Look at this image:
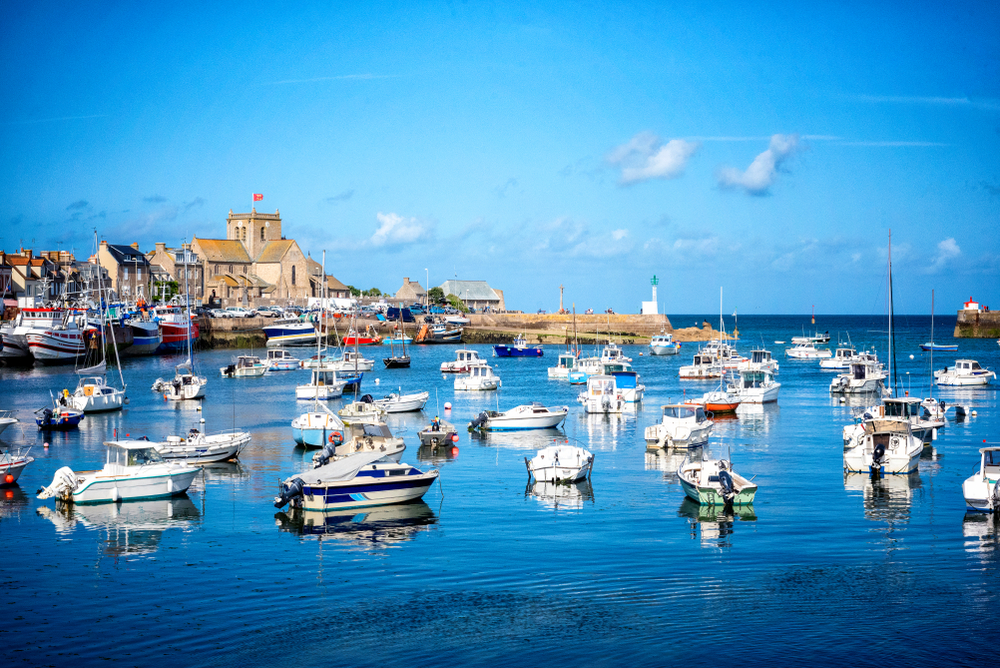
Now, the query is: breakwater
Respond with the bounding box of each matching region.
[197,313,726,349]
[954,309,1000,338]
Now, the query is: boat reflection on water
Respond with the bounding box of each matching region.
[829,393,883,410]
[574,410,635,450]
[417,443,459,465]
[274,501,438,549]
[734,403,779,437]
[0,485,29,520]
[645,446,704,484]
[525,479,594,510]
[962,513,1000,565]
[467,427,566,451]
[200,461,252,483]
[677,498,756,549]
[36,496,201,557]
[843,471,921,524]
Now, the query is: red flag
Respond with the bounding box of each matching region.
[253,193,263,202]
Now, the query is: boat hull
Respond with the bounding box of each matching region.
[493,345,543,357]
[123,322,162,356]
[300,471,439,511]
[484,414,567,431]
[154,431,250,464]
[71,468,200,504]
[921,343,958,352]
[26,331,85,364]
[679,477,757,506]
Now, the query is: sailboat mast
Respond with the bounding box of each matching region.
[184,239,192,367]
[888,230,897,397]
[929,289,934,399]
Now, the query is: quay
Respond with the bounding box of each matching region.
[954,309,1000,338]
[195,313,726,349]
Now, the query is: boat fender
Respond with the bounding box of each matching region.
[274,477,305,508]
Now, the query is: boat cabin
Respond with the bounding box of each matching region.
[586,375,618,397]
[454,349,482,364]
[737,369,772,388]
[556,353,576,370]
[601,343,627,363]
[236,355,262,369]
[468,365,496,379]
[750,349,773,365]
[309,369,338,386]
[661,404,708,423]
[954,360,985,373]
[103,441,165,467]
[977,447,1000,478]
[834,347,856,360]
[267,348,297,362]
[850,362,878,380]
[883,397,922,419]
[75,376,116,397]
[346,421,394,442]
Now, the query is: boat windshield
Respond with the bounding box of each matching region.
[883,401,916,418]
[362,423,392,439]
[663,405,697,419]
[125,447,163,466]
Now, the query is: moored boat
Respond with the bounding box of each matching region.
[962,446,1000,513]
[649,331,681,356]
[493,334,543,358]
[578,374,626,414]
[678,457,757,506]
[441,348,487,373]
[935,359,995,387]
[468,403,569,431]
[1,446,33,486]
[220,355,267,378]
[454,364,501,391]
[373,390,429,413]
[525,445,594,483]
[151,428,251,464]
[644,404,713,449]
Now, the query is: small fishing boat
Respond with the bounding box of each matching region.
[383,320,411,368]
[820,346,858,371]
[263,318,317,347]
[37,441,200,504]
[291,406,347,449]
[737,348,779,375]
[150,428,252,464]
[649,331,681,356]
[962,446,1000,513]
[678,351,724,380]
[684,386,740,413]
[154,362,208,401]
[678,457,757,506]
[605,367,645,403]
[547,351,579,379]
[468,403,569,431]
[34,400,85,430]
[265,348,301,371]
[791,330,830,345]
[418,417,458,446]
[440,348,487,373]
[579,375,626,414]
[644,404,714,449]
[843,418,923,477]
[295,368,346,400]
[273,448,437,511]
[337,395,388,425]
[525,445,594,483]
[373,390,429,414]
[829,357,887,396]
[493,334,543,358]
[935,359,995,387]
[1,447,33,486]
[454,364,501,391]
[220,355,267,378]
[328,349,376,372]
[342,327,381,346]
[728,366,781,404]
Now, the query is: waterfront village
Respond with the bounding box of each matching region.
[0,206,728,348]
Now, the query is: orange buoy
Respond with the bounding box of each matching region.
[451,434,459,443]
[4,474,14,484]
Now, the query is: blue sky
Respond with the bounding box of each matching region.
[2,1,998,315]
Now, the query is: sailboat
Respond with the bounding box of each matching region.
[920,289,958,352]
[383,307,411,368]
[843,230,923,478]
[67,232,128,414]
[291,251,346,447]
[156,240,207,400]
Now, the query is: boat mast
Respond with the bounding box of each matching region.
[888,230,897,398]
[315,251,325,407]
[184,238,193,369]
[929,289,934,399]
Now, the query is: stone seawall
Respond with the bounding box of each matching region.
[954,310,1000,338]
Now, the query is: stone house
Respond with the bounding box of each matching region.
[97,241,152,300]
[439,279,505,311]
[394,277,426,305]
[147,243,206,302]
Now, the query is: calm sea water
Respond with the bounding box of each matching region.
[2,315,997,667]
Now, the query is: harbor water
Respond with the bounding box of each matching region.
[2,315,997,666]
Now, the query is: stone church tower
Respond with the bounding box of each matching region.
[226,208,282,260]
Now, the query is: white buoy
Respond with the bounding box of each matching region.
[200,418,205,423]
[375,378,380,385]
[444,402,452,410]
[909,354,914,360]
[197,405,202,411]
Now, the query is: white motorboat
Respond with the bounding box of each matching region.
[337,395,388,424]
[820,346,858,371]
[151,428,251,464]
[737,348,779,375]
[600,341,632,365]
[649,332,681,355]
[441,348,487,373]
[468,403,569,431]
[644,404,714,449]
[786,342,832,359]
[1,446,33,485]
[843,418,923,476]
[220,355,268,378]
[578,374,626,414]
[295,367,346,400]
[68,376,126,413]
[678,457,757,506]
[607,369,645,403]
[525,445,594,483]
[328,349,375,372]
[829,357,887,396]
[154,362,207,401]
[454,364,501,391]
[791,330,830,345]
[265,347,301,371]
[678,351,724,380]
[0,411,18,436]
[373,390,429,413]
[547,351,579,379]
[882,397,942,446]
[962,446,1000,513]
[728,366,781,404]
[574,356,605,377]
[37,441,200,504]
[935,359,995,386]
[273,448,438,512]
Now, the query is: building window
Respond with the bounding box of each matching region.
[123,266,129,280]
[291,265,296,286]
[229,264,233,274]
[260,227,266,242]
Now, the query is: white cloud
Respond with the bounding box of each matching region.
[607,132,699,185]
[930,237,961,272]
[370,212,430,247]
[612,229,628,241]
[717,134,800,195]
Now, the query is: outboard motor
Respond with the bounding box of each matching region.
[274,477,306,509]
[601,395,612,413]
[469,411,489,431]
[990,481,1000,515]
[224,364,236,377]
[312,443,337,468]
[718,468,736,506]
[360,394,375,404]
[871,442,887,480]
[40,407,53,428]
